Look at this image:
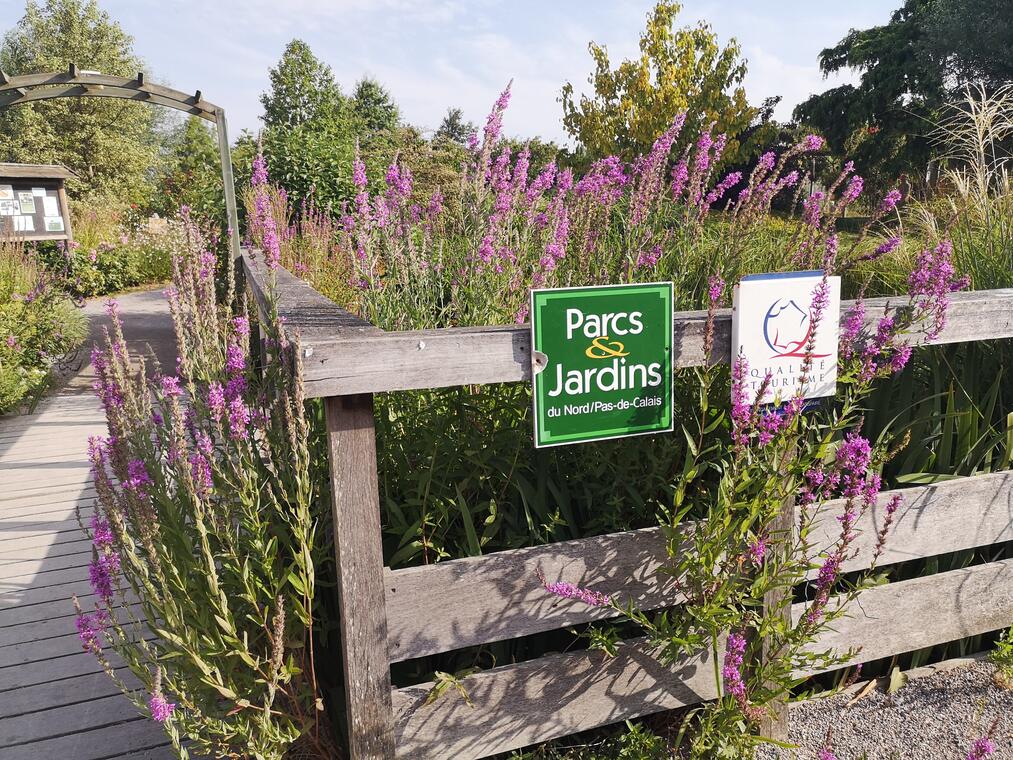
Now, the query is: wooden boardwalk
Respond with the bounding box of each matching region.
[0,392,172,758]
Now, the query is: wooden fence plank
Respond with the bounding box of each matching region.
[797,556,1013,672]
[385,472,1013,661]
[386,526,677,663]
[394,554,1013,759]
[324,394,396,758]
[299,290,1013,397]
[392,638,718,760]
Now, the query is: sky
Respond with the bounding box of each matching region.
[0,1,894,144]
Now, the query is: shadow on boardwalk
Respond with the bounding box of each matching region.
[0,287,177,759]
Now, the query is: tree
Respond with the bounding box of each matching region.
[260,39,342,130]
[152,116,223,223]
[793,0,945,190]
[560,1,755,162]
[0,0,163,202]
[434,107,475,145]
[351,77,399,135]
[923,0,1013,88]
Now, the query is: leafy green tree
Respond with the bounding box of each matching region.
[793,0,945,190]
[0,0,163,202]
[434,107,475,145]
[923,0,1013,88]
[351,77,399,135]
[560,0,755,162]
[152,116,224,223]
[260,39,343,130]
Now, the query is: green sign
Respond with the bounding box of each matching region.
[530,282,674,448]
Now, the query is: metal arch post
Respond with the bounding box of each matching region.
[215,107,241,260]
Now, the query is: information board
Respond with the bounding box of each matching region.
[530,282,674,448]
[0,181,70,241]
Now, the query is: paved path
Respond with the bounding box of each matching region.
[0,288,176,759]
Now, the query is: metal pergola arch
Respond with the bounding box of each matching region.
[0,63,241,258]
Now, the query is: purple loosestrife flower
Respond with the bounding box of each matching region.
[840,299,865,360]
[104,299,120,318]
[880,189,902,213]
[818,746,839,760]
[967,737,996,760]
[730,355,752,449]
[872,236,902,259]
[842,175,864,205]
[150,693,176,722]
[542,578,611,607]
[803,134,825,152]
[207,381,225,421]
[722,632,747,700]
[89,553,119,604]
[228,396,251,440]
[747,537,767,565]
[670,158,689,200]
[251,151,269,187]
[232,315,250,338]
[385,163,413,200]
[225,343,245,375]
[874,493,904,560]
[190,452,213,497]
[76,611,104,654]
[803,192,824,226]
[805,551,842,626]
[635,244,662,270]
[835,433,873,499]
[708,275,725,306]
[90,515,114,547]
[353,154,367,190]
[758,151,777,172]
[124,459,152,496]
[700,171,743,216]
[161,375,183,398]
[907,239,969,339]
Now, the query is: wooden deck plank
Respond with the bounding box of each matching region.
[0,716,170,760]
[0,667,138,717]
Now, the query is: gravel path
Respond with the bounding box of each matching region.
[757,659,1012,759]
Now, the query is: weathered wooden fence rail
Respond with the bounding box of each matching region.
[240,250,1013,759]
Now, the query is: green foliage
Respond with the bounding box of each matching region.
[793,0,946,191]
[260,39,343,130]
[0,0,163,202]
[82,217,332,759]
[435,107,475,145]
[0,238,85,412]
[350,76,400,135]
[561,0,756,163]
[510,721,669,759]
[152,117,225,226]
[41,200,177,297]
[991,627,1013,687]
[923,0,1013,88]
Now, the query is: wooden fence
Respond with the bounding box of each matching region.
[240,250,1013,760]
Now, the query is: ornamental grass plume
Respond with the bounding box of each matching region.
[77,215,332,759]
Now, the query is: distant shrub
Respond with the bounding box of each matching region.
[0,237,86,413]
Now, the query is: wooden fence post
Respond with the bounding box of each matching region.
[325,393,396,759]
[757,494,794,741]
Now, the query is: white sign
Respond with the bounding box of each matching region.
[14,216,34,232]
[731,271,841,405]
[42,195,59,217]
[44,216,65,232]
[32,187,46,197]
[0,185,13,201]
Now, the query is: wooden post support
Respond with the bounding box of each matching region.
[757,494,794,741]
[324,394,396,759]
[214,107,242,262]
